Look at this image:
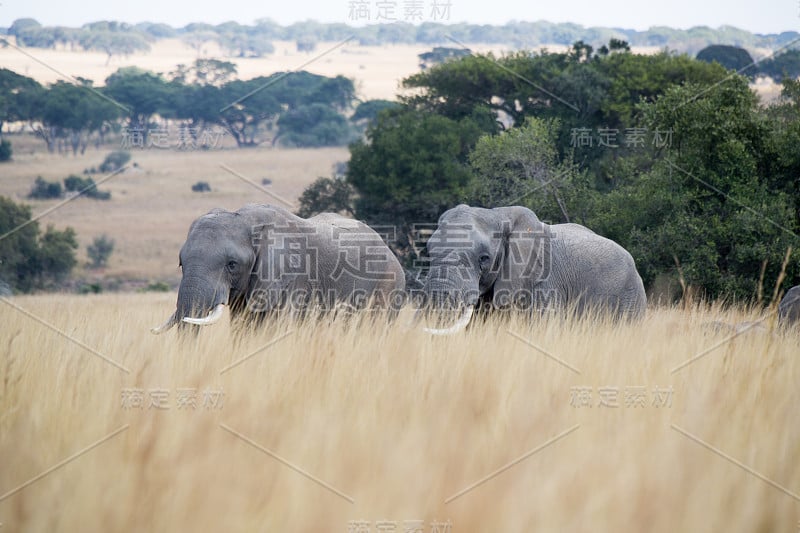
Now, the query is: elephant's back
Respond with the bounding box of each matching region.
[550,223,646,317]
[310,213,405,293]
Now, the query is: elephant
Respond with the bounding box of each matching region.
[152,204,406,334]
[418,204,647,334]
[778,285,800,328]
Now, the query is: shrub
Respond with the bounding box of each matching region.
[99,150,131,173]
[140,281,171,292]
[0,197,79,292]
[78,283,103,294]
[87,235,115,268]
[63,175,111,200]
[28,177,62,199]
[0,139,12,162]
[191,181,211,192]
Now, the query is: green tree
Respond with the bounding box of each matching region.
[757,50,800,82]
[216,72,355,146]
[592,76,798,301]
[418,47,472,69]
[104,67,172,139]
[170,58,237,86]
[469,117,585,222]
[32,80,120,154]
[0,68,42,135]
[181,31,218,56]
[696,44,755,75]
[275,103,356,147]
[347,108,488,255]
[8,18,41,37]
[0,196,78,292]
[80,31,150,65]
[351,99,400,126]
[296,176,355,218]
[217,78,281,146]
[217,30,274,58]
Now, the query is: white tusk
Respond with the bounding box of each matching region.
[423,306,474,336]
[182,304,226,326]
[151,312,178,335]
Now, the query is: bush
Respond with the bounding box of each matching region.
[0,196,79,292]
[63,175,111,200]
[139,281,171,292]
[79,283,103,294]
[28,177,62,199]
[99,150,131,173]
[296,39,317,52]
[0,139,12,162]
[191,181,211,192]
[87,235,114,268]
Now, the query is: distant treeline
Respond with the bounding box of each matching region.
[2,17,798,58]
[0,61,396,153]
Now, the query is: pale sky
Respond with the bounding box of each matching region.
[0,0,794,34]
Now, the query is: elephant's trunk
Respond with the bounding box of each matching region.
[151,271,229,334]
[151,311,178,335]
[417,267,479,335]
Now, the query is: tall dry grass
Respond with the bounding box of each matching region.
[0,293,798,532]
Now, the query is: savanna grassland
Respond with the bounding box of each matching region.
[0,32,797,533]
[0,295,798,532]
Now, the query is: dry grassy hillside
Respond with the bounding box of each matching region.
[0,295,797,532]
[0,137,348,282]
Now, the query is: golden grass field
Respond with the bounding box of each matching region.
[0,33,795,533]
[0,295,797,532]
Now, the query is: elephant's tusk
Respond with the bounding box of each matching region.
[423,306,474,336]
[151,311,178,334]
[182,304,226,326]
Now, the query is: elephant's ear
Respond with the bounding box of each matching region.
[490,207,551,308]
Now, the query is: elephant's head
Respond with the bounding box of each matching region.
[152,207,262,334]
[419,204,550,334]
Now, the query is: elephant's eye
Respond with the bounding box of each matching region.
[479,253,491,267]
[226,260,238,271]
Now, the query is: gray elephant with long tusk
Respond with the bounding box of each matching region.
[778,285,800,328]
[152,204,405,334]
[418,204,647,334]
